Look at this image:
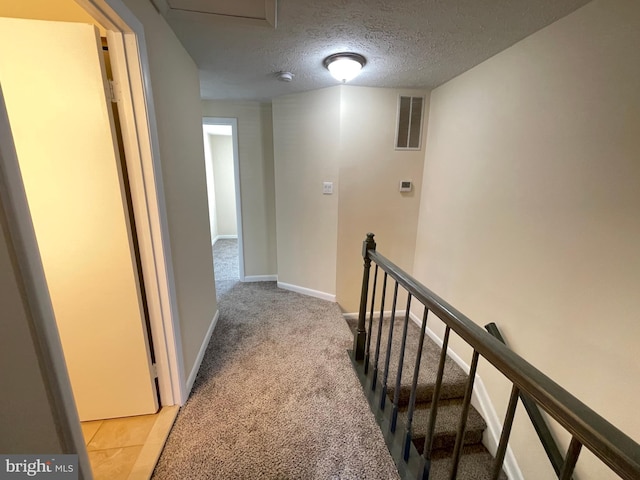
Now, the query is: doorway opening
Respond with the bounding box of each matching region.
[0,0,184,477]
[202,117,244,300]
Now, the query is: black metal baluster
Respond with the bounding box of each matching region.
[380,280,399,411]
[422,326,451,478]
[354,233,376,361]
[390,293,412,433]
[404,306,429,461]
[485,322,565,476]
[450,350,480,480]
[492,384,520,480]
[364,265,379,375]
[371,272,388,392]
[559,437,582,480]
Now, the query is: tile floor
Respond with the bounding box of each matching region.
[81,405,179,480]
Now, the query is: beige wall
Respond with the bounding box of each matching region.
[272,87,341,295]
[414,0,640,478]
[202,101,277,278]
[123,0,217,380]
[0,202,64,453]
[209,134,237,236]
[337,86,429,312]
[0,0,106,34]
[272,85,428,307]
[203,131,219,241]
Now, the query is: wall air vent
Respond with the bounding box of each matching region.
[395,95,424,150]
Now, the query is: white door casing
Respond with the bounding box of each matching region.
[203,117,245,281]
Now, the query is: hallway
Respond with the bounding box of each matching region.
[151,282,399,479]
[213,238,239,300]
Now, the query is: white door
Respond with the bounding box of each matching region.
[0,17,158,420]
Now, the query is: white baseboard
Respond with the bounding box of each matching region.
[408,312,523,480]
[243,275,277,282]
[212,234,237,245]
[277,282,336,302]
[185,310,220,397]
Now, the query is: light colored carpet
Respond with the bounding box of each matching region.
[213,238,239,299]
[152,282,400,479]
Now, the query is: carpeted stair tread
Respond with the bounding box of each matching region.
[428,444,508,480]
[346,316,468,405]
[345,315,507,479]
[398,399,486,452]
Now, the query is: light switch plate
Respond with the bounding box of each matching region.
[323,181,333,194]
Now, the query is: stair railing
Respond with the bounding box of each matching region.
[352,233,640,480]
[485,322,567,478]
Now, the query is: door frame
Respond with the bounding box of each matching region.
[80,0,187,405]
[203,117,245,281]
[0,0,186,475]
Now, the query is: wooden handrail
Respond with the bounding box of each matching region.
[365,247,640,480]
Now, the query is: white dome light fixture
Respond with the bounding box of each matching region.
[323,52,366,83]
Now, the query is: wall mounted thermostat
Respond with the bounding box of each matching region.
[399,180,412,192]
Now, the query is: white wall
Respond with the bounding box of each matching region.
[123,0,217,380]
[272,87,341,297]
[201,101,277,278]
[414,0,640,478]
[209,134,237,236]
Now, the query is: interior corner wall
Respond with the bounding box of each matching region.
[271,85,428,308]
[272,87,341,295]
[413,0,640,478]
[336,86,429,312]
[201,100,277,277]
[122,0,217,381]
[209,134,237,236]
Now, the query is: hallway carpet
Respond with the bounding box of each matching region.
[213,238,239,300]
[151,282,400,479]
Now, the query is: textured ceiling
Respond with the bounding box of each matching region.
[159,0,592,101]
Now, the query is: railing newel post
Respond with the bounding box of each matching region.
[364,265,379,374]
[354,232,376,361]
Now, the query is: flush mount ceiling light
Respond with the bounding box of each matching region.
[323,52,366,83]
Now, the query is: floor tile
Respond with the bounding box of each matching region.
[88,446,142,480]
[87,414,156,451]
[80,421,103,445]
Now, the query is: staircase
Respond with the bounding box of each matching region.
[347,316,506,480]
[348,233,640,480]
